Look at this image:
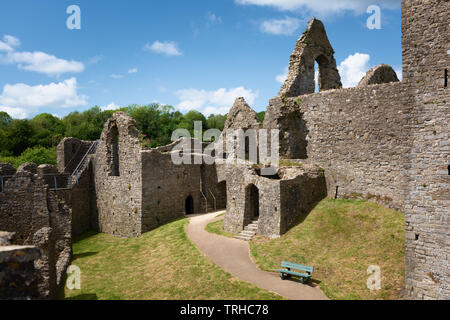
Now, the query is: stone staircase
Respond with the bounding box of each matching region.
[234,219,259,241]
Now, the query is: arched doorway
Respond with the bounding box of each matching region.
[244,184,259,226]
[185,196,194,215]
[216,181,227,210]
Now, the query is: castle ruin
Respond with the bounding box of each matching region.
[0,0,448,300]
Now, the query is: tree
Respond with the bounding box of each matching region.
[0,111,12,128]
[5,120,34,156]
[179,110,207,136]
[207,114,227,131]
[31,113,65,148]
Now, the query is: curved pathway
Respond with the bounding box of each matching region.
[186,211,328,300]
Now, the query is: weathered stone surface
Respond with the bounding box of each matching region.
[224,97,260,130]
[0,231,16,246]
[0,163,16,176]
[37,164,58,176]
[263,0,449,300]
[17,162,37,174]
[92,111,227,237]
[220,164,327,238]
[0,245,42,300]
[279,18,342,97]
[0,170,72,299]
[358,64,399,87]
[57,137,92,174]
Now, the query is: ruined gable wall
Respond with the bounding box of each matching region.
[93,112,143,238]
[265,82,414,210]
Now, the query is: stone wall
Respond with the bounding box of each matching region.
[264,82,413,211]
[92,112,143,238]
[141,140,226,233]
[0,236,42,300]
[0,167,72,298]
[401,0,449,300]
[221,164,327,238]
[57,137,92,174]
[261,0,449,299]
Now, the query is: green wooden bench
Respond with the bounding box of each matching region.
[276,261,313,284]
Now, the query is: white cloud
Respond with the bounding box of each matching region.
[0,106,27,119]
[6,51,84,76]
[144,41,183,56]
[0,35,20,52]
[0,35,84,76]
[128,68,138,74]
[235,0,399,14]
[276,66,289,83]
[175,87,259,115]
[337,53,371,88]
[102,102,121,111]
[260,16,301,35]
[110,74,124,79]
[394,67,403,81]
[0,78,88,118]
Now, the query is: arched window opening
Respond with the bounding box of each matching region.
[107,124,120,176]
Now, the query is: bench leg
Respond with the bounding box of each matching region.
[280,273,285,280]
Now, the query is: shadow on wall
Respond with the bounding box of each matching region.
[280,173,328,235]
[279,110,309,160]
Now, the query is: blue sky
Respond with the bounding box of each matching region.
[0,0,402,119]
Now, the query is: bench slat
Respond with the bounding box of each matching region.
[281,261,313,272]
[276,269,310,278]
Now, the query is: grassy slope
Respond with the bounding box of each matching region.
[205,219,235,238]
[249,199,405,300]
[64,219,281,300]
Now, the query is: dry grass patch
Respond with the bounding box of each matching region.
[64,219,282,300]
[250,198,405,300]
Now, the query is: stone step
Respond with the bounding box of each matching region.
[241,230,256,236]
[246,225,258,231]
[234,235,252,241]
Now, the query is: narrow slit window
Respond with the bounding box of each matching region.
[445,69,448,87]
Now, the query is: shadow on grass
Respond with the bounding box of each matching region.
[280,274,322,288]
[73,251,99,259]
[65,293,98,300]
[72,231,99,243]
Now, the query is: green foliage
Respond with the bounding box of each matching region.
[207,114,227,132]
[30,113,65,148]
[0,103,231,162]
[257,111,265,123]
[0,146,56,168]
[0,111,12,128]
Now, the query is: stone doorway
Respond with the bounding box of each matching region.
[244,184,259,226]
[185,196,194,215]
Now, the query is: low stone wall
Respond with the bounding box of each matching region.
[0,244,42,300]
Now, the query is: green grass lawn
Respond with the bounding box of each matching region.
[205,219,235,238]
[63,218,282,300]
[206,198,405,300]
